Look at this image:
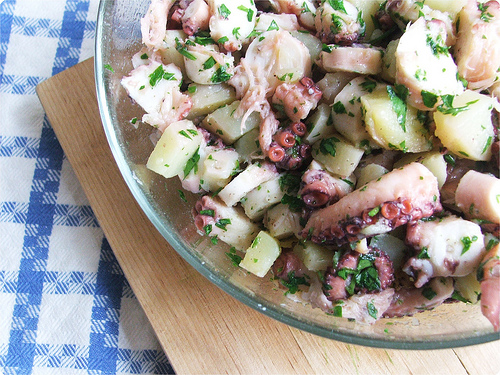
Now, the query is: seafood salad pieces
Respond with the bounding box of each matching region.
[120,0,500,330]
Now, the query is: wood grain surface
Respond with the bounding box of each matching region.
[36,58,500,375]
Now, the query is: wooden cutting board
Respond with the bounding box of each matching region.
[36,58,499,375]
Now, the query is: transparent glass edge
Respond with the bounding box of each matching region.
[93,0,499,349]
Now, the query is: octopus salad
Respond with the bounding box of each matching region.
[120,0,500,330]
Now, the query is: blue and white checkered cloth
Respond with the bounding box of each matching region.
[0,0,174,373]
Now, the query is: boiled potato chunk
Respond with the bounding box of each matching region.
[356,163,388,189]
[241,174,285,220]
[202,101,260,144]
[304,103,335,144]
[393,151,447,188]
[454,271,481,304]
[425,0,467,20]
[434,90,496,161]
[234,128,261,162]
[264,203,302,239]
[158,30,187,75]
[293,241,332,271]
[200,148,239,192]
[362,86,433,153]
[146,120,202,179]
[186,83,236,118]
[312,135,364,177]
[240,231,281,277]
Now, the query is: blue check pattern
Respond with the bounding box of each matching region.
[0,0,174,373]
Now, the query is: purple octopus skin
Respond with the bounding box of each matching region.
[272,77,322,123]
[272,251,307,281]
[301,163,442,247]
[478,244,500,332]
[268,122,311,170]
[383,277,454,318]
[322,248,395,301]
[170,0,210,36]
[299,168,350,208]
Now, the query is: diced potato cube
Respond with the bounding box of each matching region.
[146,120,203,179]
[186,83,236,118]
[312,135,364,177]
[356,163,388,189]
[290,30,323,62]
[381,39,399,84]
[241,174,285,220]
[316,72,358,105]
[264,203,302,239]
[240,231,281,277]
[234,128,261,162]
[200,148,240,192]
[218,162,278,206]
[202,101,260,144]
[304,103,335,144]
[361,86,433,153]
[158,30,188,75]
[454,272,481,304]
[434,90,496,161]
[347,0,386,39]
[293,241,332,271]
[425,0,467,20]
[393,151,447,188]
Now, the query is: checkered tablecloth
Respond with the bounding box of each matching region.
[0,0,174,373]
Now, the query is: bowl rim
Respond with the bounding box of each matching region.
[93,0,500,350]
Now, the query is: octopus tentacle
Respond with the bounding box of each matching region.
[302,163,442,246]
[322,248,395,301]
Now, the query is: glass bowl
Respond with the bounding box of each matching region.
[94,0,499,349]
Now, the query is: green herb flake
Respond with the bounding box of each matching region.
[179,130,193,140]
[203,224,212,235]
[387,85,407,132]
[328,0,347,13]
[251,236,261,248]
[280,271,310,295]
[188,85,197,93]
[219,4,231,19]
[267,19,279,31]
[367,301,378,319]
[333,101,347,114]
[215,218,231,231]
[178,189,187,202]
[368,206,380,217]
[232,27,241,39]
[360,78,377,93]
[104,64,114,72]
[333,305,343,317]
[203,56,217,70]
[211,66,232,83]
[140,53,149,60]
[199,209,215,216]
[175,38,197,60]
[422,287,437,300]
[421,90,439,108]
[237,5,254,22]
[461,235,478,255]
[225,248,242,267]
[417,247,430,259]
[183,147,200,177]
[218,36,229,44]
[319,136,340,157]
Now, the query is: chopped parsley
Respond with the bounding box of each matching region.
[422,287,437,300]
[360,78,377,93]
[175,38,197,60]
[104,64,114,72]
[199,209,215,216]
[215,218,231,231]
[319,136,340,157]
[237,5,254,22]
[183,147,200,177]
[178,189,187,202]
[203,56,217,70]
[461,235,478,255]
[367,301,378,319]
[421,90,439,108]
[417,247,430,259]
[386,85,408,132]
[140,53,149,59]
[280,271,310,295]
[225,247,242,267]
[219,4,231,19]
[333,101,347,114]
[211,65,232,83]
[267,19,280,31]
[148,65,176,87]
[328,0,347,14]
